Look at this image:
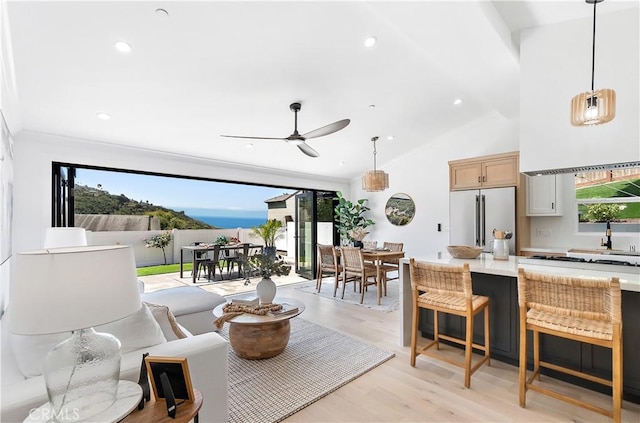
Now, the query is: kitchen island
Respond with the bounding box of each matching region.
[398,253,640,402]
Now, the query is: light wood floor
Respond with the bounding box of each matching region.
[142,275,640,422]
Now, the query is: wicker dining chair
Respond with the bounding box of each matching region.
[315,244,343,295]
[378,242,404,294]
[409,258,490,388]
[340,246,379,304]
[517,268,622,422]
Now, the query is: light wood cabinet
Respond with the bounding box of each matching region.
[526,174,562,216]
[449,152,519,191]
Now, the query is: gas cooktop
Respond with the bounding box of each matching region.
[529,255,638,267]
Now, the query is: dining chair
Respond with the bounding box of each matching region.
[409,258,490,388]
[340,246,379,304]
[517,268,622,422]
[191,242,210,280]
[378,242,404,294]
[362,240,378,250]
[202,245,224,282]
[224,243,250,278]
[316,244,342,296]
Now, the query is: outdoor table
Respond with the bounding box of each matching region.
[179,243,262,283]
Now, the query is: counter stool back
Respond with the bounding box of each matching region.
[409,258,490,388]
[517,269,622,422]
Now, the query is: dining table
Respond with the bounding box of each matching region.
[179,243,262,283]
[360,249,405,304]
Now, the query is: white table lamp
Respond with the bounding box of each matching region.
[43,227,88,248]
[10,245,141,421]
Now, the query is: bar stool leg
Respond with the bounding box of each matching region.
[612,325,623,423]
[518,308,527,408]
[533,330,540,381]
[410,294,419,367]
[464,308,473,388]
[484,305,490,366]
[434,311,440,350]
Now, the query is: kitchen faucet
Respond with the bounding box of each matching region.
[600,221,612,250]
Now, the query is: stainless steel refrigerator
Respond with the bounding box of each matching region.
[449,187,516,254]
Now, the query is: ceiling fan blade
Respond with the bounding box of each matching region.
[220,135,286,140]
[301,119,350,140]
[297,142,320,158]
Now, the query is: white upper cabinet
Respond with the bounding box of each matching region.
[526,175,562,216]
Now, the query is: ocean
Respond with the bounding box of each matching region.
[190,215,267,229]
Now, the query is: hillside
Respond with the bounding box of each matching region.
[74,184,214,229]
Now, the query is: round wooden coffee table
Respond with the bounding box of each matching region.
[213,298,304,359]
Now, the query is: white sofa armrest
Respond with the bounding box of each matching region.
[120,332,228,423]
[1,333,228,423]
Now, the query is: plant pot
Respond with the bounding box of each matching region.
[256,277,277,304]
[353,240,364,248]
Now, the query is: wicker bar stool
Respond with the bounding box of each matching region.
[409,258,490,388]
[517,269,622,422]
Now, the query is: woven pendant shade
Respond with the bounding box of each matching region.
[362,136,389,192]
[570,0,616,127]
[570,89,616,126]
[362,170,389,192]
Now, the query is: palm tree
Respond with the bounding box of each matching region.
[251,219,284,256]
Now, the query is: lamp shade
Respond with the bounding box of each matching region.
[570,89,616,126]
[362,170,390,192]
[10,245,141,335]
[43,227,88,248]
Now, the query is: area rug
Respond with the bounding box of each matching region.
[218,318,395,423]
[296,277,400,312]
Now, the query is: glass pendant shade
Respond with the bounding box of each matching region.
[571,88,616,126]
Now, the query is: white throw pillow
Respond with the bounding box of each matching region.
[95,303,167,354]
[143,301,188,341]
[11,331,72,378]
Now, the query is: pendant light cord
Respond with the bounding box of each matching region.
[591,0,597,91]
[371,136,379,171]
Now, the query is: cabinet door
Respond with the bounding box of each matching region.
[481,157,518,187]
[450,162,482,190]
[526,175,562,216]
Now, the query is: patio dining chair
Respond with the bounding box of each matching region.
[191,242,210,280]
[340,246,379,304]
[223,243,250,279]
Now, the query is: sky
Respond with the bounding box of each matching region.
[75,168,294,218]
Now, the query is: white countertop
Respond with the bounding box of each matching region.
[400,253,640,292]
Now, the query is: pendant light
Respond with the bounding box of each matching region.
[362,136,389,192]
[570,0,616,126]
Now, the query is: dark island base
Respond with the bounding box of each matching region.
[418,272,640,404]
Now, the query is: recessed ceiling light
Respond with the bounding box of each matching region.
[96,112,111,120]
[453,98,464,105]
[114,41,132,53]
[338,162,345,166]
[364,36,377,47]
[245,143,254,149]
[368,104,376,108]
[155,8,169,19]
[387,135,395,141]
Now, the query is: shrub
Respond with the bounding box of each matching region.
[585,203,622,222]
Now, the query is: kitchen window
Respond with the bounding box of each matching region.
[575,166,640,233]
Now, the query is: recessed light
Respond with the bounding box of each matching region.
[155,8,169,19]
[114,41,132,53]
[453,98,464,105]
[364,36,377,47]
[96,112,111,120]
[368,104,376,108]
[387,135,395,141]
[245,143,254,149]
[338,162,345,166]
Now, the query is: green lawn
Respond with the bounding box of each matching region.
[137,262,192,277]
[576,178,640,199]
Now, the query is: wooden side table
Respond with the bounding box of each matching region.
[121,388,202,423]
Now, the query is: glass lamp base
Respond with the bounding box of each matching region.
[43,328,121,422]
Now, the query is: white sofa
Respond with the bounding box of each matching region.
[1,286,229,423]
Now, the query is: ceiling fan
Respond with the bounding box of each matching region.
[220,102,350,158]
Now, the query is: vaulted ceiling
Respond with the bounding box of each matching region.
[5,1,637,179]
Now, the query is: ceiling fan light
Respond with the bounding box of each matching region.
[570,88,616,126]
[362,170,389,192]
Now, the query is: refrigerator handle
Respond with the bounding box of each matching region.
[475,195,480,247]
[481,194,486,247]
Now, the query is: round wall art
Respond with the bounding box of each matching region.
[385,193,415,226]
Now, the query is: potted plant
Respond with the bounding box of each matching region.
[251,219,284,257]
[242,253,291,304]
[334,192,374,246]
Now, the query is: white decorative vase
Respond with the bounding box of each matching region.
[256,277,276,304]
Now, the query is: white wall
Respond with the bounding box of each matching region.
[12,131,350,255]
[349,112,519,259]
[519,8,639,173]
[528,174,640,251]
